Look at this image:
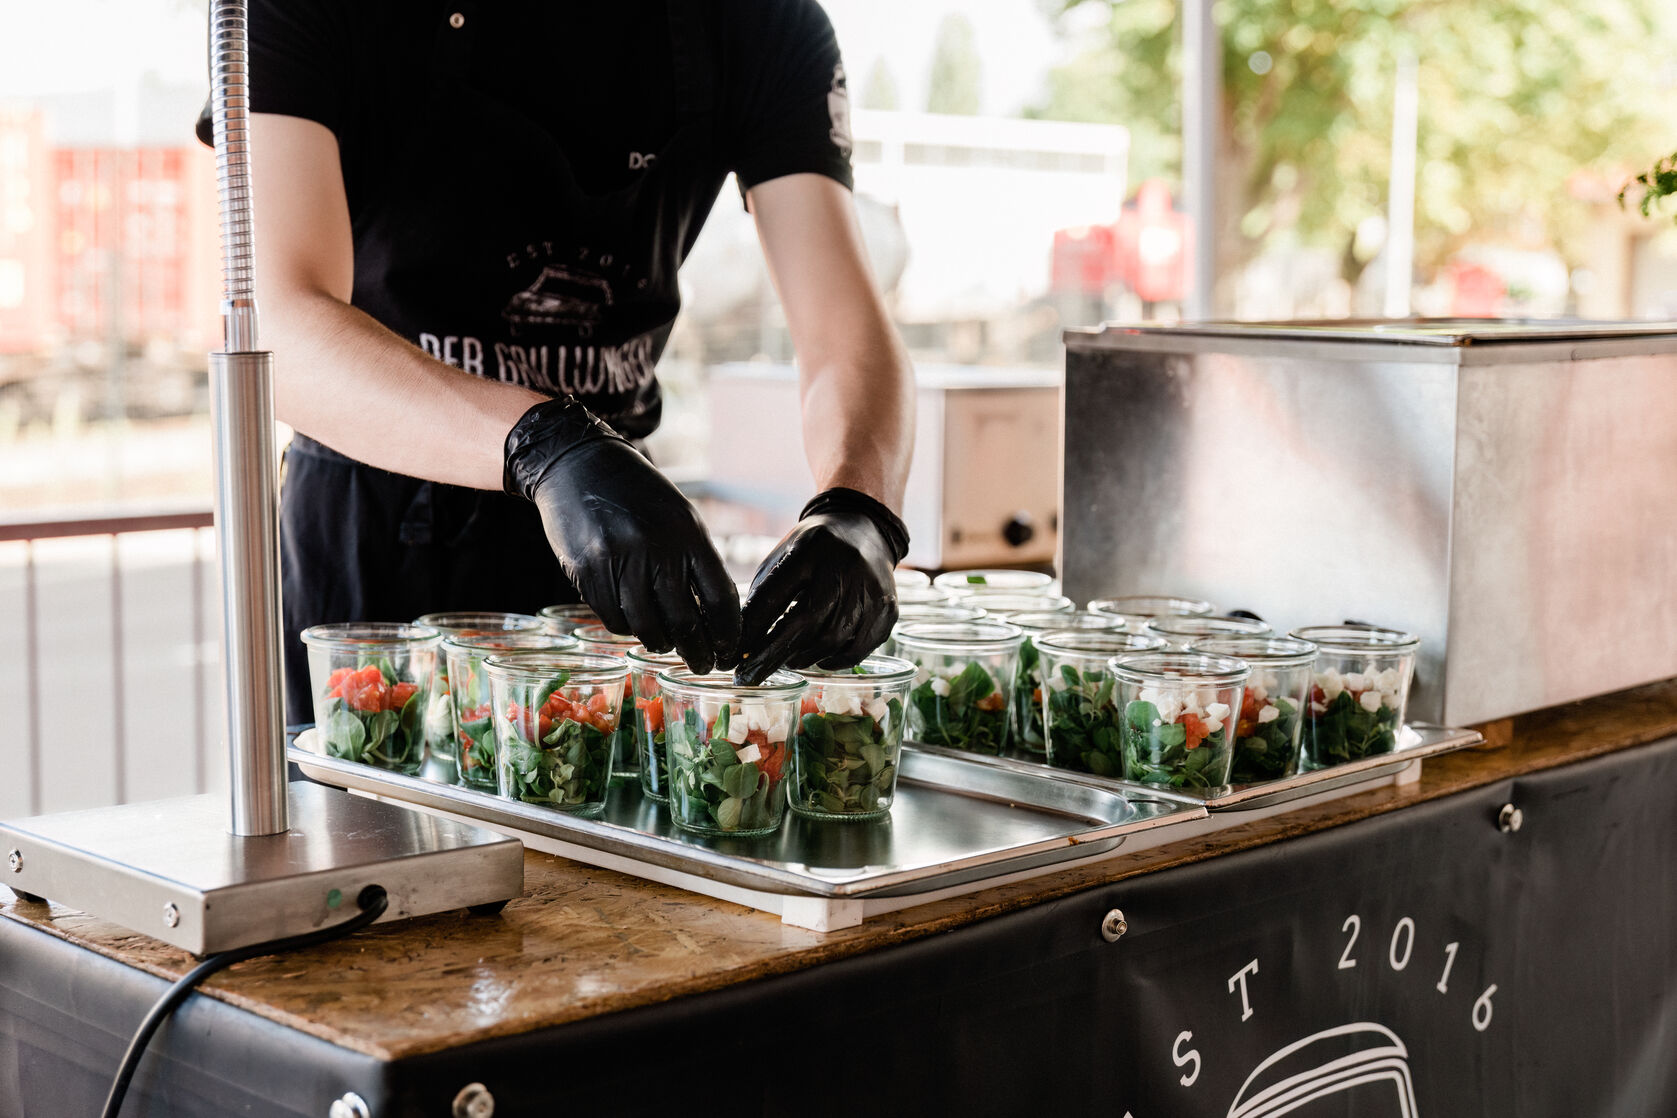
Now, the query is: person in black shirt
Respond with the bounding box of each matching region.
[231,0,914,720]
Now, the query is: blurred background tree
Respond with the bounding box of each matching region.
[927,13,984,114]
[862,57,902,111]
[1031,0,1677,302]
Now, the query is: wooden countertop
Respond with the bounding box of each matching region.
[6,680,1676,1062]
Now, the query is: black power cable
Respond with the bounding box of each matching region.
[100,884,390,1118]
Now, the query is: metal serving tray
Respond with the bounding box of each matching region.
[910,723,1482,813]
[289,733,1204,899]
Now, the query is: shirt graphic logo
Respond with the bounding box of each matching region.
[502,265,614,333]
[628,151,657,170]
[827,62,852,157]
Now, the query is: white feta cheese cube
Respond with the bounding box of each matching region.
[914,666,931,686]
[1343,671,1366,692]
[1156,695,1182,723]
[1257,704,1280,724]
[1310,700,1328,714]
[734,742,762,764]
[1257,670,1278,691]
[931,677,951,697]
[1047,673,1069,693]
[1377,667,1401,691]
[1202,717,1222,735]
[1250,682,1269,702]
[1380,689,1398,711]
[1206,702,1231,722]
[1317,668,1344,699]
[864,696,891,725]
[1359,689,1383,713]
[1139,686,1165,708]
[726,716,750,745]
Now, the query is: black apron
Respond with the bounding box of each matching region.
[282,1,723,722]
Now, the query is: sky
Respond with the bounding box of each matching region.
[0,0,1069,116]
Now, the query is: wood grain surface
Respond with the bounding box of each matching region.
[6,678,1675,1061]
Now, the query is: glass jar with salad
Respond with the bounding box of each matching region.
[958,592,1075,618]
[1288,626,1419,770]
[1007,610,1129,754]
[625,645,685,803]
[538,603,602,637]
[1088,595,1215,623]
[893,568,932,589]
[657,668,807,836]
[301,622,442,776]
[790,656,916,822]
[1036,630,1166,776]
[443,631,579,791]
[483,652,627,817]
[1144,614,1272,651]
[889,621,1024,756]
[934,568,1056,597]
[895,585,956,606]
[573,624,646,782]
[1188,637,1317,784]
[414,612,543,779]
[1108,652,1249,792]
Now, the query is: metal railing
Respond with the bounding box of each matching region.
[1,508,216,816]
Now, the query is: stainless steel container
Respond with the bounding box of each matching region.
[1060,319,1677,726]
[708,363,1060,569]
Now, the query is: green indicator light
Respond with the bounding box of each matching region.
[326,888,343,909]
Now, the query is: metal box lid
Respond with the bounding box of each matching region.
[1066,317,1677,361]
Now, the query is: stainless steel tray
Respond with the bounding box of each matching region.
[289,732,1205,898]
[910,723,1482,813]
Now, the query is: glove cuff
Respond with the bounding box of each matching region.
[503,396,628,499]
[801,486,910,565]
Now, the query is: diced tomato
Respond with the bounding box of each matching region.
[1181,712,1208,751]
[387,681,419,711]
[745,728,769,748]
[1237,719,1256,738]
[757,741,786,782]
[1240,691,1261,721]
[325,667,355,697]
[800,696,820,717]
[636,696,664,732]
[974,691,1006,712]
[1311,685,1326,704]
[1032,687,1042,705]
[585,692,609,714]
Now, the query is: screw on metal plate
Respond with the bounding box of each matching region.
[328,1093,371,1118]
[453,1083,495,1118]
[7,850,20,873]
[162,902,180,928]
[1497,803,1523,833]
[1100,908,1128,942]
[448,11,465,28]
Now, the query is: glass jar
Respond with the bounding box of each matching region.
[443,631,579,791]
[657,668,807,836]
[1088,595,1215,621]
[1037,631,1167,776]
[893,602,988,628]
[1288,626,1420,770]
[483,652,627,817]
[300,622,441,775]
[572,625,645,781]
[625,645,686,802]
[1007,610,1129,754]
[1108,652,1249,792]
[893,568,932,589]
[1144,614,1273,651]
[896,585,956,606]
[934,568,1056,596]
[1189,637,1317,784]
[538,603,602,636]
[414,612,543,775]
[789,656,916,822]
[958,592,1075,618]
[889,621,1024,756]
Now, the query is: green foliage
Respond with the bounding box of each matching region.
[1012,636,1046,751]
[498,711,612,809]
[927,13,983,115]
[793,701,902,817]
[1620,153,1677,222]
[665,706,784,833]
[320,667,425,775]
[1230,697,1301,783]
[862,56,901,111]
[1032,0,1673,275]
[1121,699,1231,791]
[1045,664,1125,776]
[907,660,1009,755]
[1303,689,1398,768]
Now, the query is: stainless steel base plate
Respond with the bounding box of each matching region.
[290,733,1205,898]
[0,781,525,954]
[914,723,1483,812]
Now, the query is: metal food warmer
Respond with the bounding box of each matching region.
[1061,318,1677,727]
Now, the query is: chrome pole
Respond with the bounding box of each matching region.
[209,0,286,835]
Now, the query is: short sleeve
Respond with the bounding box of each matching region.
[721,0,855,199]
[198,0,350,146]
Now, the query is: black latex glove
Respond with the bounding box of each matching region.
[735,487,909,685]
[504,397,739,673]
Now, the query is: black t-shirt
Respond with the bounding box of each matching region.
[221,0,853,440]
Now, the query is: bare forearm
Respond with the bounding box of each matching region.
[798,335,914,512]
[267,291,544,490]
